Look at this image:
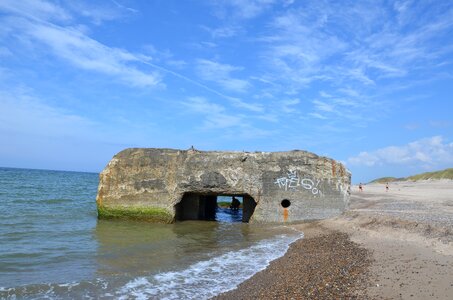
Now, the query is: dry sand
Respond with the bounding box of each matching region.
[215,180,453,299]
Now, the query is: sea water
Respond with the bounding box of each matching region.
[0,167,302,299]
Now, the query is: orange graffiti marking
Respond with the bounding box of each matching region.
[283,208,288,222]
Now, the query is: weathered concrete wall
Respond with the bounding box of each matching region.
[96,148,351,223]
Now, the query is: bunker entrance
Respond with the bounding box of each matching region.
[175,193,257,223]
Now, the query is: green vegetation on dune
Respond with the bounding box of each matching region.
[407,168,453,181]
[369,177,402,184]
[370,168,453,183]
[97,205,174,223]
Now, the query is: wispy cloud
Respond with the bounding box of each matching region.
[309,92,368,125]
[111,0,138,14]
[229,97,264,113]
[211,0,277,20]
[66,1,138,25]
[182,96,243,129]
[2,0,267,109]
[30,22,161,87]
[254,0,453,126]
[201,25,241,39]
[308,112,328,120]
[191,58,265,113]
[196,59,250,93]
[261,6,348,88]
[312,100,334,113]
[1,2,161,88]
[280,98,300,113]
[182,96,274,141]
[0,0,71,22]
[347,136,453,168]
[0,0,137,25]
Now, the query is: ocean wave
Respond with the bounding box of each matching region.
[0,231,303,299]
[116,232,303,300]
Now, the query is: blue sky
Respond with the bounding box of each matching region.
[0,0,452,182]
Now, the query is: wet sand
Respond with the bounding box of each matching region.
[215,180,453,299]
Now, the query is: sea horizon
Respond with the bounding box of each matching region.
[0,165,99,175]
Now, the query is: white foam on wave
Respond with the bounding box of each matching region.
[116,232,303,300]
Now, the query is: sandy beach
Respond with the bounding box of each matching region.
[215,180,453,299]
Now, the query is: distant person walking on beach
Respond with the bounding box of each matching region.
[359,183,363,192]
[230,197,240,211]
[386,183,389,192]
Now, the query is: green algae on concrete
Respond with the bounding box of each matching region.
[97,205,174,223]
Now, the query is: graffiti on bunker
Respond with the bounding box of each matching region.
[274,170,320,195]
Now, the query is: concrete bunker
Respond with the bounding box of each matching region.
[96,148,351,223]
[175,193,257,223]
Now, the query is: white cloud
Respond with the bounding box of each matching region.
[3,16,161,88]
[3,2,265,105]
[337,88,360,98]
[308,95,368,124]
[345,68,375,85]
[319,91,332,98]
[183,96,224,114]
[0,0,71,22]
[182,96,271,138]
[259,1,453,101]
[0,0,137,25]
[196,59,250,93]
[312,100,334,113]
[212,0,276,20]
[30,23,160,87]
[249,1,453,129]
[347,136,453,168]
[182,97,243,129]
[201,25,241,38]
[229,97,264,113]
[0,0,161,88]
[259,7,349,90]
[308,112,328,120]
[332,98,359,108]
[232,0,276,19]
[111,0,139,14]
[280,98,300,113]
[66,1,136,25]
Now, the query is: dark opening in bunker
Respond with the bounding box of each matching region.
[175,193,257,223]
[281,199,291,208]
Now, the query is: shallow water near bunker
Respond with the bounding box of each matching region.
[0,167,302,299]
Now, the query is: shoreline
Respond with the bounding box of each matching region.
[214,223,372,299]
[214,181,453,299]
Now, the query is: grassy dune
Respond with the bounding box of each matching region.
[407,168,453,181]
[370,168,453,183]
[370,176,402,184]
